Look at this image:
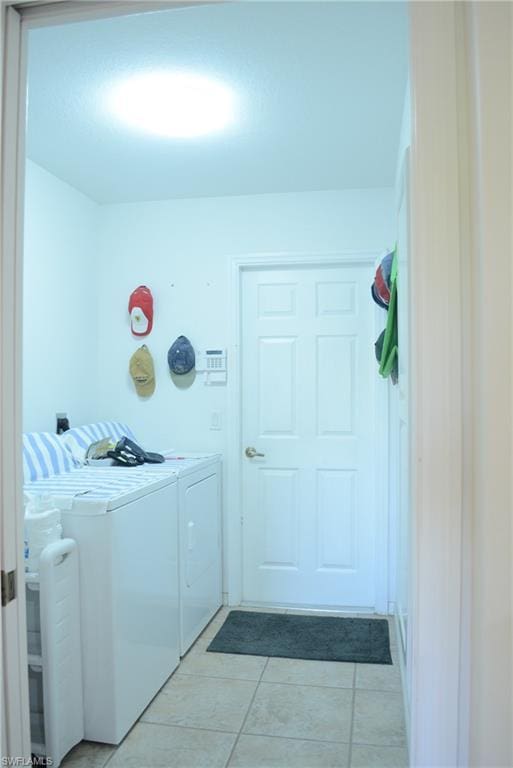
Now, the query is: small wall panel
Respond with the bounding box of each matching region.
[258,283,297,317]
[316,281,356,316]
[259,337,297,435]
[316,469,356,571]
[259,469,299,569]
[316,335,355,435]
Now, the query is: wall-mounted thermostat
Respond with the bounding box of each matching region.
[195,348,227,385]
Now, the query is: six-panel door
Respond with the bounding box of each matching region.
[241,264,377,608]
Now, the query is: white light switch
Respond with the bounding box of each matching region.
[210,411,222,430]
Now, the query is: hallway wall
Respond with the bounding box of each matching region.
[94,187,395,451]
[22,160,100,432]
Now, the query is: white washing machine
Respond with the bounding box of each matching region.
[25,466,180,744]
[159,454,222,655]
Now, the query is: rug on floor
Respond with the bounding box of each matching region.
[207,611,392,664]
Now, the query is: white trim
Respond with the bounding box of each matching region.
[453,7,473,763]
[230,250,377,271]
[395,608,411,749]
[0,4,30,760]
[408,3,465,765]
[13,0,218,29]
[462,4,512,764]
[226,250,389,613]
[373,312,390,616]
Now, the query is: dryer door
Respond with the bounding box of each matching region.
[179,465,222,654]
[184,473,217,586]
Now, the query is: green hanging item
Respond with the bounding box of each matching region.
[379,249,398,379]
[372,247,398,383]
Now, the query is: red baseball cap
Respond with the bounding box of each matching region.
[128,285,153,336]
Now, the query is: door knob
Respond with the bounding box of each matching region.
[245,446,265,458]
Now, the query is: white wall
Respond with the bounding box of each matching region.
[22,172,395,598]
[95,188,395,599]
[94,188,395,453]
[23,160,99,432]
[22,172,395,446]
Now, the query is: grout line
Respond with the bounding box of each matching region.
[134,720,240,736]
[170,671,264,684]
[350,739,408,749]
[220,731,350,746]
[237,728,349,746]
[347,662,357,768]
[125,719,355,747]
[176,670,266,683]
[223,656,270,768]
[354,686,403,694]
[177,670,355,690]
[102,747,116,768]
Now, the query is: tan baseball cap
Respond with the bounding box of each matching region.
[129,345,155,397]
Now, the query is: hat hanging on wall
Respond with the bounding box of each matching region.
[128,285,154,336]
[168,335,195,375]
[370,251,394,310]
[129,344,155,396]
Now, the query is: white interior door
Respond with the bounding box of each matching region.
[241,263,378,608]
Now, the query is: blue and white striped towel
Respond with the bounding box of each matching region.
[24,465,177,515]
[23,431,78,483]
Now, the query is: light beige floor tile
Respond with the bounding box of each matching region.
[262,657,354,688]
[140,674,257,732]
[200,607,231,632]
[352,691,406,747]
[61,740,115,768]
[180,637,268,681]
[201,618,228,641]
[108,721,236,768]
[243,682,352,742]
[355,662,402,692]
[387,621,397,648]
[350,744,409,767]
[229,734,349,767]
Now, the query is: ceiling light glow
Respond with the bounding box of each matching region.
[107,71,235,138]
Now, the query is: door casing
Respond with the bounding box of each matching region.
[228,254,389,613]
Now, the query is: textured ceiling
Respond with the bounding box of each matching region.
[26,2,408,204]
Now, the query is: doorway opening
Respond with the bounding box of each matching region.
[9,2,414,765]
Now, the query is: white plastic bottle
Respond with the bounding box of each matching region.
[24,494,62,574]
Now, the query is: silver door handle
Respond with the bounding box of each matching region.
[245,446,265,458]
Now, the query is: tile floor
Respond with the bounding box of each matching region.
[62,607,408,768]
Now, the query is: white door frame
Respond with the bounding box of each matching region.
[408,3,467,765]
[226,252,389,614]
[0,4,30,761]
[0,1,488,764]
